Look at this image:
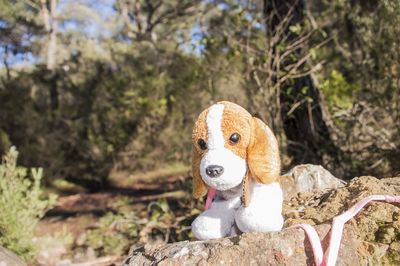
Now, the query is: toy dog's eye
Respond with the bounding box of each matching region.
[197,139,207,150]
[229,133,240,144]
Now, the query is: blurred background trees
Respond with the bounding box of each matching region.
[1,0,399,190]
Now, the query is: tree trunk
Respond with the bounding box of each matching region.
[40,0,59,111]
[47,0,58,71]
[263,0,345,176]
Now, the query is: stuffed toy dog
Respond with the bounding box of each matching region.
[191,101,283,240]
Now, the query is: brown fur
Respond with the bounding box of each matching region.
[220,101,252,160]
[192,109,209,198]
[247,117,281,184]
[192,149,208,198]
[191,101,281,205]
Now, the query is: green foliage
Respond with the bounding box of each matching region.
[1,0,400,186]
[85,211,137,256]
[0,41,209,188]
[83,194,202,257]
[53,226,74,248]
[83,199,172,256]
[0,1,213,188]
[0,147,56,261]
[320,70,360,110]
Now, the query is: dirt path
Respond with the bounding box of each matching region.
[35,172,194,266]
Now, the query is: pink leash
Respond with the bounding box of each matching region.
[290,195,400,266]
[204,189,400,266]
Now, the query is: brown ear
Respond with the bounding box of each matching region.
[247,117,281,184]
[192,149,207,198]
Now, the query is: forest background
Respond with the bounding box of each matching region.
[0,0,399,264]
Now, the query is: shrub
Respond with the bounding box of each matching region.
[320,70,360,111]
[0,147,56,261]
[85,211,138,256]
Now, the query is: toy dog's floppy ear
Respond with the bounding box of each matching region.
[192,149,208,198]
[247,117,281,184]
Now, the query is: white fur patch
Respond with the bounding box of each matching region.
[235,182,284,232]
[206,104,225,150]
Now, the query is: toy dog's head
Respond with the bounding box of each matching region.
[192,101,281,206]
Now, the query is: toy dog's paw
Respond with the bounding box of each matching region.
[235,182,284,233]
[235,205,283,233]
[191,214,233,240]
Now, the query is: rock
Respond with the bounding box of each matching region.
[122,224,358,266]
[280,164,346,200]
[284,175,400,264]
[0,247,26,266]
[121,167,400,265]
[284,176,400,226]
[34,236,67,266]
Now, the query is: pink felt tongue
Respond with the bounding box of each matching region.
[204,188,216,210]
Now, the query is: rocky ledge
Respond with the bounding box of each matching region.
[122,165,400,265]
[122,224,359,265]
[0,246,26,266]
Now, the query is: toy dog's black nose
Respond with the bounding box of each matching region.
[206,165,224,178]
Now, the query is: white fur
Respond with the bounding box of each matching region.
[206,104,225,150]
[235,182,284,232]
[191,195,241,240]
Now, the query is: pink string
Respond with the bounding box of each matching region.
[204,188,216,210]
[290,195,400,266]
[289,224,323,266]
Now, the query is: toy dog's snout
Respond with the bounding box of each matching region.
[205,165,224,178]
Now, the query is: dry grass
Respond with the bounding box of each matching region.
[109,162,191,187]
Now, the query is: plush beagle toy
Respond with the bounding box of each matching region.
[191,101,283,240]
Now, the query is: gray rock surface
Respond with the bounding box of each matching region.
[0,247,26,266]
[280,164,346,200]
[121,224,359,266]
